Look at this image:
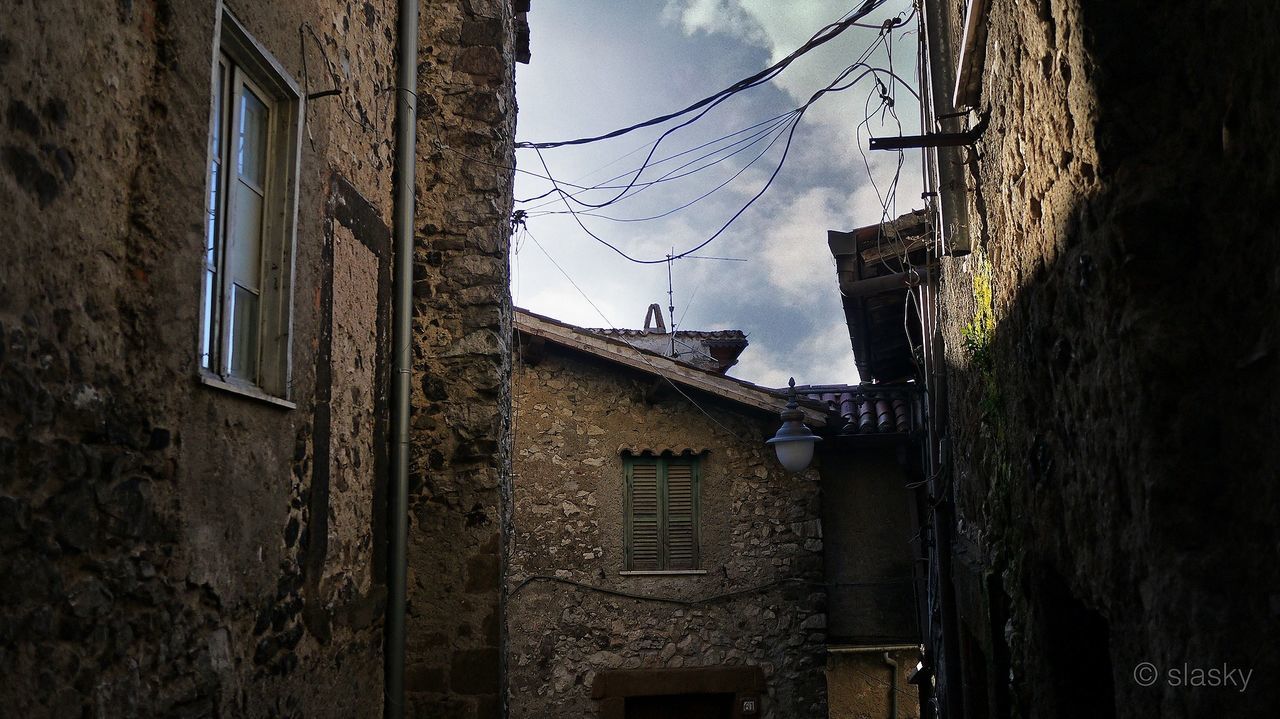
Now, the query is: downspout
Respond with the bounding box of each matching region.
[883,652,899,719]
[921,0,971,256]
[920,2,970,715]
[386,0,418,715]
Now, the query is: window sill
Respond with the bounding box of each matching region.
[619,570,707,576]
[199,373,296,410]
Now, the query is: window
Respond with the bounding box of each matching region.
[199,10,302,401]
[624,454,701,571]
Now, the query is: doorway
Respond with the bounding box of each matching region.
[624,692,735,719]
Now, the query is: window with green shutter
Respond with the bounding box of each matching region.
[624,455,701,571]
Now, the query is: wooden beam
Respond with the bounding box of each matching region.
[840,272,920,299]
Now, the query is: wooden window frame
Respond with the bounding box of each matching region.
[623,454,702,572]
[198,7,303,405]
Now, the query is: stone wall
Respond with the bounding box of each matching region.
[0,1,518,716]
[825,650,920,719]
[819,445,918,645]
[401,0,517,717]
[508,344,827,719]
[932,0,1280,716]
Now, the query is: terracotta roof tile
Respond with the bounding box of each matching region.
[792,383,919,436]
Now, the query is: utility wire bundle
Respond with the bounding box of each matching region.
[507,0,920,265]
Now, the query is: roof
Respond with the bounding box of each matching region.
[828,208,932,383]
[514,308,827,427]
[584,304,748,375]
[588,327,747,341]
[795,383,920,437]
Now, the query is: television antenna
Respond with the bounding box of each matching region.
[663,249,748,357]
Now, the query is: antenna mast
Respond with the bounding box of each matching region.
[662,251,748,359]
[666,249,676,357]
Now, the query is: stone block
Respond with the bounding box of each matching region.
[449,648,500,695]
[464,553,499,593]
[452,47,505,81]
[406,663,446,693]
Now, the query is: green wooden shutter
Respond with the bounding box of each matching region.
[626,459,661,570]
[664,459,699,570]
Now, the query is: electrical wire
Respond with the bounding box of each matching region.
[514,1,898,215]
[517,109,802,209]
[533,111,798,224]
[522,226,764,444]
[516,0,889,151]
[536,62,914,265]
[511,573,913,604]
[521,110,800,217]
[520,0,920,262]
[510,574,825,606]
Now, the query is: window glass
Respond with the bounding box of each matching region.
[207,61,224,268]
[236,86,268,188]
[201,14,297,399]
[229,179,264,291]
[227,283,259,381]
[201,61,226,370]
[200,269,216,369]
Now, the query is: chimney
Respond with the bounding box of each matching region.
[643,303,667,334]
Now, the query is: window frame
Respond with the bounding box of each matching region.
[622,454,703,573]
[198,8,303,406]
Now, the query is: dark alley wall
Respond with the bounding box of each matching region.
[401,1,518,717]
[819,444,916,646]
[0,1,397,714]
[934,0,1280,717]
[0,1,518,716]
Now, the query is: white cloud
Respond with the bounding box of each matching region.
[731,318,857,388]
[662,0,770,46]
[753,187,843,303]
[662,0,921,155]
[515,2,918,387]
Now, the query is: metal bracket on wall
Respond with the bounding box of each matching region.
[868,113,989,151]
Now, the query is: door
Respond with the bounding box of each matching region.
[624,692,735,719]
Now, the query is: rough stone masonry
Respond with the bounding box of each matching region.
[929,0,1280,717]
[507,342,828,718]
[0,1,521,717]
[402,0,519,717]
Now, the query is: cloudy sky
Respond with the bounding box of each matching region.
[511,0,922,387]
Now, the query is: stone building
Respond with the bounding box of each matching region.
[508,307,924,719]
[1,1,524,717]
[509,308,830,718]
[587,302,750,375]
[800,382,923,719]
[892,1,1280,717]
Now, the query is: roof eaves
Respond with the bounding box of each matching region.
[514,308,826,426]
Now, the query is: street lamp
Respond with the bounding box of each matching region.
[768,377,822,472]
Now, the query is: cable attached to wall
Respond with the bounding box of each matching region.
[510,574,912,606]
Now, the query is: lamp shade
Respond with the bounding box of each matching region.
[767,377,822,472]
[771,436,817,473]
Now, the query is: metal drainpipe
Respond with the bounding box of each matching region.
[883,652,899,719]
[386,0,418,714]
